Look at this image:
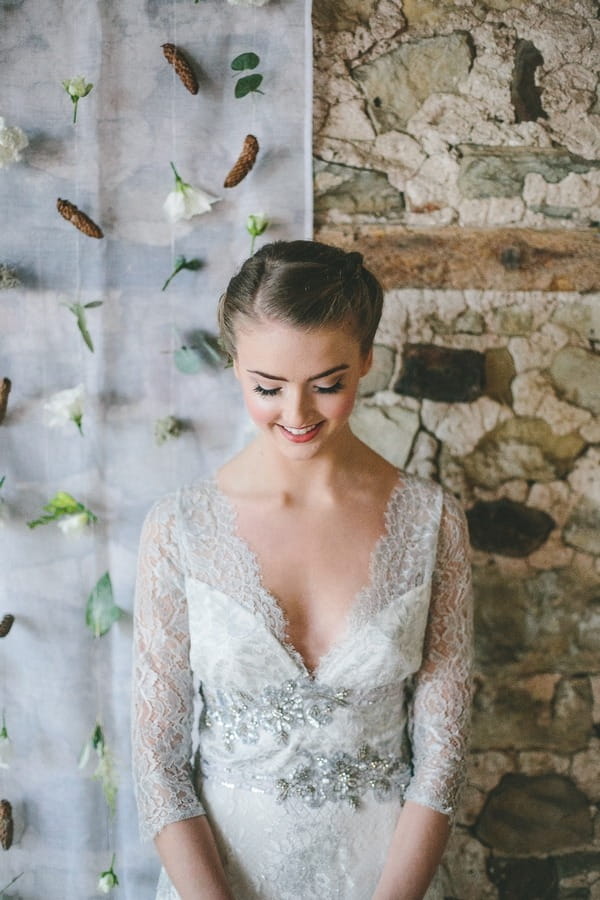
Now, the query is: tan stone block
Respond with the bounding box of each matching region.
[468,751,515,792]
[568,449,600,505]
[521,674,561,703]
[421,396,511,456]
[442,831,496,900]
[591,676,600,725]
[528,530,574,571]
[508,324,569,373]
[517,751,570,777]
[571,740,600,801]
[528,480,573,527]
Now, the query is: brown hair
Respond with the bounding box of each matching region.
[218,240,383,358]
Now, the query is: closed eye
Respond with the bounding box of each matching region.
[315,381,344,394]
[253,384,280,396]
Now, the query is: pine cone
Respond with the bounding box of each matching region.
[224,135,260,188]
[162,43,198,95]
[0,377,11,425]
[0,615,14,638]
[0,800,13,850]
[57,199,103,239]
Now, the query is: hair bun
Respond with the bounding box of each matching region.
[341,251,364,282]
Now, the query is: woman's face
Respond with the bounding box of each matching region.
[233,318,372,460]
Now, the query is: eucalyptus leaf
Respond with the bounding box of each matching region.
[235,73,263,98]
[84,300,103,309]
[174,346,204,374]
[231,52,260,72]
[86,572,122,637]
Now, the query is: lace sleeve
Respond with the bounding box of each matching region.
[404,490,473,818]
[131,494,206,842]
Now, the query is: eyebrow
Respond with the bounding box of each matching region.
[246,364,350,382]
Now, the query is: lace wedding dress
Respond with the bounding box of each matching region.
[132,474,472,900]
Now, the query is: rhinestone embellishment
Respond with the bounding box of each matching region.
[276,744,410,809]
[203,679,350,750]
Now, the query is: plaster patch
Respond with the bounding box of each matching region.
[421,396,512,456]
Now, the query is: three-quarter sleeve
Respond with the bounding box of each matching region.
[404,490,473,818]
[131,494,206,841]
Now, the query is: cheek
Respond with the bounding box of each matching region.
[243,389,276,426]
[326,392,356,420]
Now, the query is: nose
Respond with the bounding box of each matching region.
[283,387,314,426]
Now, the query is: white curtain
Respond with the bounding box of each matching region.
[0,0,312,895]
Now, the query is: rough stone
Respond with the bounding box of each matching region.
[474,774,593,854]
[568,449,600,506]
[352,32,474,132]
[405,429,439,480]
[487,856,558,900]
[572,741,600,802]
[457,146,599,200]
[552,297,600,347]
[467,498,554,557]
[454,309,485,334]
[421,396,510,456]
[358,344,396,396]
[511,371,592,436]
[463,418,586,488]
[395,343,485,402]
[314,162,405,222]
[550,347,600,416]
[565,498,600,556]
[473,566,600,676]
[350,402,419,467]
[443,831,498,900]
[489,305,534,336]
[312,0,378,31]
[510,39,548,124]
[518,750,570,777]
[484,346,516,406]
[314,225,600,292]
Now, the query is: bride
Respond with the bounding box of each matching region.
[132,240,473,900]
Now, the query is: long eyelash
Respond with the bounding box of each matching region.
[316,381,344,394]
[253,384,279,396]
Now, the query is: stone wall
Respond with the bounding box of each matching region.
[313,3,600,898]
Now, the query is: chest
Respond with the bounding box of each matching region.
[232,503,387,670]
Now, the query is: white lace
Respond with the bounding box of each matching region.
[131,474,473,898]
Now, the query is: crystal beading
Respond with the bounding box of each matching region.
[202,679,351,750]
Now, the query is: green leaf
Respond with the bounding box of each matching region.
[235,73,264,98]
[174,346,204,375]
[231,52,260,72]
[86,572,122,638]
[46,491,81,514]
[84,300,103,309]
[0,476,4,490]
[75,306,94,352]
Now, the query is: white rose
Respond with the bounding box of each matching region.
[57,511,89,536]
[43,383,85,433]
[0,116,28,168]
[63,76,92,99]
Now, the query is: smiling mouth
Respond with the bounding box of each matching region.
[278,422,324,442]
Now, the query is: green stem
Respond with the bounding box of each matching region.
[72,99,78,124]
[250,233,256,254]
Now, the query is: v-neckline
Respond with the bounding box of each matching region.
[209,472,404,681]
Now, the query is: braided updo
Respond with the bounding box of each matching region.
[218,240,383,359]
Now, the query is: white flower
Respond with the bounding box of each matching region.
[0,116,28,168]
[43,384,85,434]
[97,855,119,893]
[62,77,93,123]
[62,76,93,100]
[163,162,219,223]
[56,511,89,536]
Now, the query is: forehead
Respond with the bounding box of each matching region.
[234,318,363,371]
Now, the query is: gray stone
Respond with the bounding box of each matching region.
[458,147,599,200]
[484,347,516,406]
[552,298,600,346]
[490,306,534,336]
[350,403,419,467]
[463,418,586,487]
[473,566,600,676]
[466,498,554,557]
[454,309,485,335]
[549,347,600,416]
[565,498,600,556]
[314,162,405,221]
[358,344,396,396]
[352,33,474,132]
[474,774,593,854]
